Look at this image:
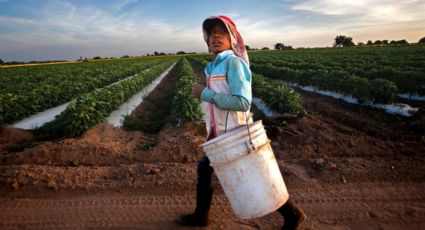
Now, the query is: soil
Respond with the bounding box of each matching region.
[0,61,424,229]
[122,60,180,134]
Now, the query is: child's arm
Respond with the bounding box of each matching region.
[203,93,250,112]
[200,57,252,112]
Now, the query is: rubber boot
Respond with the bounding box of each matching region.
[176,187,213,226]
[277,199,307,230]
[176,156,214,226]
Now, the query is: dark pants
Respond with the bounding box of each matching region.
[194,155,214,217]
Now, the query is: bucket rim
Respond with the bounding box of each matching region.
[204,126,266,158]
[201,120,264,148]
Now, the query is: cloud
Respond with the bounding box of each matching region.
[292,0,425,23]
[114,0,139,11]
[217,0,425,50]
[210,12,240,18]
[0,15,36,25]
[1,0,425,61]
[0,0,206,61]
[249,0,425,47]
[292,0,368,16]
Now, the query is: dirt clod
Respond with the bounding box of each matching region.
[313,158,326,169]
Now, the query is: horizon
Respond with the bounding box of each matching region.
[1,0,425,62]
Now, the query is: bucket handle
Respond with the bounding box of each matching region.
[245,139,270,153]
[245,111,256,151]
[224,110,256,151]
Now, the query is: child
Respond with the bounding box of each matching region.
[176,15,306,229]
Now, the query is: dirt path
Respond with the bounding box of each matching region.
[0,60,424,229]
[123,60,180,134]
[1,174,424,229]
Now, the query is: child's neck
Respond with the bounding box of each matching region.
[212,49,231,56]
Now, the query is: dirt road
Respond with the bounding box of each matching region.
[1,166,424,229]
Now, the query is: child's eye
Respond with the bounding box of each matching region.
[210,28,227,34]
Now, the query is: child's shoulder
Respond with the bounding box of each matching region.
[225,53,249,69]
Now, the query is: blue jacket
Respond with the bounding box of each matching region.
[200,50,252,112]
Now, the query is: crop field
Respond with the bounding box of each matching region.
[0,46,425,229]
[250,46,425,102]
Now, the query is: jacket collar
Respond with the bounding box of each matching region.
[213,50,234,64]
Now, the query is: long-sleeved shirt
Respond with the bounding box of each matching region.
[200,50,252,112]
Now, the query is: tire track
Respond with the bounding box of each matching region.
[1,182,425,229]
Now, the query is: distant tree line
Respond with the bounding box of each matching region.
[3,36,424,64]
[334,35,425,48]
[0,59,67,65]
[362,39,409,46]
[0,51,198,65]
[273,43,293,50]
[144,51,196,56]
[242,35,425,51]
[244,45,271,51]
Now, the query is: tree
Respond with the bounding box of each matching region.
[261,47,270,50]
[397,39,408,45]
[245,45,251,50]
[334,35,355,47]
[390,39,409,45]
[334,35,344,47]
[177,51,186,55]
[357,42,365,46]
[419,37,425,44]
[374,40,383,45]
[0,58,4,65]
[274,43,284,50]
[367,40,373,45]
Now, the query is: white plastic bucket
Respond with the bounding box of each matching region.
[201,120,289,219]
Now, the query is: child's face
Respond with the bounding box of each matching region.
[208,23,232,54]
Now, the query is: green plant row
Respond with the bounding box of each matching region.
[172,58,203,123]
[249,46,425,96]
[188,56,305,117]
[189,57,210,66]
[251,62,398,104]
[0,58,166,125]
[40,59,176,136]
[252,73,305,116]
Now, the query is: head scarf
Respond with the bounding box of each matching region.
[202,15,249,67]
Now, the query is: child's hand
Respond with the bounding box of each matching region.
[192,83,205,99]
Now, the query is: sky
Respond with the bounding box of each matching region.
[1,0,424,62]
